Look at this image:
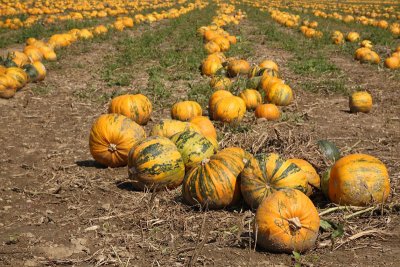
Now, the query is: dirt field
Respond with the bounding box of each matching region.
[1,4,400,267]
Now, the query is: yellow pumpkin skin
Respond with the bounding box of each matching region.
[260,76,283,93]
[254,104,280,121]
[150,119,200,138]
[32,61,46,81]
[182,147,248,209]
[227,59,251,77]
[204,41,221,54]
[210,76,231,91]
[287,159,320,196]
[8,51,30,67]
[208,90,233,119]
[108,94,152,125]
[6,67,28,90]
[266,83,293,106]
[346,32,360,42]
[241,153,308,209]
[0,66,6,75]
[349,91,372,113]
[189,116,217,141]
[23,45,43,62]
[328,154,390,206]
[0,82,15,99]
[211,36,230,52]
[201,59,223,76]
[128,136,185,189]
[213,96,246,123]
[256,189,320,253]
[171,101,202,121]
[259,60,279,72]
[89,114,146,167]
[239,89,262,110]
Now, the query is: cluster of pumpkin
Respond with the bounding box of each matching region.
[0,1,207,99]
[299,20,323,39]
[0,0,179,30]
[354,40,381,65]
[384,46,400,69]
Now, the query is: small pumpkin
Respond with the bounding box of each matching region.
[227,59,251,77]
[240,153,308,209]
[108,94,152,125]
[189,116,217,141]
[7,51,30,67]
[254,104,280,121]
[212,36,230,52]
[265,83,293,106]
[23,61,46,82]
[239,89,262,110]
[171,101,202,121]
[204,41,221,54]
[346,32,360,42]
[287,159,320,196]
[182,147,249,209]
[23,45,43,62]
[150,119,200,138]
[128,136,185,189]
[384,57,400,69]
[208,90,233,119]
[328,154,390,206]
[349,91,372,113]
[170,130,217,170]
[255,189,320,253]
[201,59,223,76]
[89,114,146,167]
[259,60,279,72]
[212,96,246,123]
[0,76,16,99]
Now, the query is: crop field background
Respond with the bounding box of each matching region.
[0,0,399,266]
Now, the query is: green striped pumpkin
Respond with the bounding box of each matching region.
[170,130,217,170]
[128,136,185,190]
[182,147,249,209]
[240,153,308,209]
[150,119,200,138]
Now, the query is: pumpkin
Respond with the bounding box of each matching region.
[128,136,185,189]
[150,119,200,138]
[89,114,146,167]
[248,66,261,78]
[108,94,152,125]
[170,130,217,169]
[260,67,280,79]
[210,76,231,91]
[189,116,217,140]
[208,90,233,119]
[354,47,371,60]
[212,36,230,52]
[259,60,279,72]
[346,32,360,42]
[255,189,320,253]
[246,76,261,89]
[23,45,43,62]
[227,59,251,77]
[0,66,6,75]
[349,91,372,113]
[7,51,30,67]
[384,57,400,69]
[212,96,246,123]
[328,154,390,206]
[0,75,15,99]
[360,51,380,64]
[23,61,46,82]
[6,67,28,91]
[265,83,293,106]
[287,159,320,196]
[360,40,373,49]
[317,140,341,162]
[171,101,202,121]
[240,153,308,209]
[204,41,221,54]
[227,35,237,44]
[259,76,283,94]
[254,104,280,120]
[182,147,249,209]
[203,30,220,42]
[239,89,262,110]
[201,59,223,76]
[205,52,226,63]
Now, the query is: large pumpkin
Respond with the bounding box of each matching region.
[6,67,29,91]
[182,147,249,209]
[265,83,293,106]
[189,116,217,140]
[171,101,202,121]
[150,119,200,138]
[212,96,246,123]
[170,130,217,169]
[287,159,320,196]
[227,59,251,77]
[241,153,308,209]
[239,89,262,110]
[89,114,146,167]
[201,59,223,76]
[328,154,390,206]
[108,94,152,125]
[256,189,320,253]
[128,136,185,189]
[208,90,233,119]
[349,91,372,113]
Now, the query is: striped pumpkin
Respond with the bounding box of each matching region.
[189,116,217,141]
[239,89,262,110]
[241,153,308,209]
[128,136,185,189]
[212,96,246,123]
[150,119,200,138]
[182,147,249,209]
[265,83,293,106]
[6,67,28,91]
[108,94,152,125]
[328,154,390,206]
[171,101,202,121]
[287,158,320,196]
[170,130,217,170]
[89,114,146,167]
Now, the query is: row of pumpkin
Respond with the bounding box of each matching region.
[0,1,208,99]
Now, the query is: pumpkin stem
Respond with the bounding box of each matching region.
[287,217,302,232]
[108,143,117,152]
[201,158,210,165]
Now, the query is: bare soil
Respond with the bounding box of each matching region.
[1,12,400,267]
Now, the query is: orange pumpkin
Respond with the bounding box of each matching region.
[259,76,283,94]
[23,45,43,62]
[385,57,400,69]
[189,116,217,141]
[0,75,16,99]
[287,159,320,196]
[204,41,221,54]
[212,96,246,123]
[171,101,202,121]
[265,83,293,106]
[227,59,251,77]
[201,59,223,76]
[210,76,232,91]
[209,90,233,119]
[349,91,372,113]
[328,154,390,206]
[212,36,230,52]
[256,189,320,253]
[239,89,262,110]
[6,67,28,91]
[254,104,280,120]
[108,94,152,125]
[227,35,237,44]
[259,60,279,72]
[89,114,146,167]
[150,119,200,138]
